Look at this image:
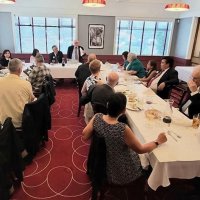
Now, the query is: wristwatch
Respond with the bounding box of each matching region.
[154,141,159,146]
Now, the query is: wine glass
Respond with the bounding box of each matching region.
[164,99,174,116]
[162,115,172,133]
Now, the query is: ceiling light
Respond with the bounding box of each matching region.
[165,3,190,11]
[82,0,106,7]
[0,0,16,4]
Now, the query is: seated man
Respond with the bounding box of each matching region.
[75,53,96,91]
[0,58,35,128]
[90,72,119,111]
[28,54,51,94]
[126,53,146,78]
[148,56,179,99]
[181,65,200,119]
[49,45,63,64]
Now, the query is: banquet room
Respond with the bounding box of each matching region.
[1,0,200,199]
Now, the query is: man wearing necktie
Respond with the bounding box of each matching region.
[67,40,85,63]
[49,45,63,64]
[75,46,79,61]
[148,56,179,99]
[181,65,200,119]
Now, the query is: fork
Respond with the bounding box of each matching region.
[167,131,178,142]
[170,130,181,138]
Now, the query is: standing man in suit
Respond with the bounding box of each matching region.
[67,40,85,63]
[149,56,179,99]
[181,65,200,119]
[49,45,63,64]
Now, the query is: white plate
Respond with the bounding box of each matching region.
[126,104,141,111]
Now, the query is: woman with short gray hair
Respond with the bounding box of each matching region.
[126,52,146,78]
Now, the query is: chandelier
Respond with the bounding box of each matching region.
[165,3,190,11]
[0,0,16,4]
[82,0,106,7]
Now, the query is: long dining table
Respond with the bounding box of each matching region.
[101,65,200,191]
[25,62,81,79]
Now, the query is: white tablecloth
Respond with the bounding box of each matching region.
[114,73,200,191]
[176,66,194,82]
[25,63,81,79]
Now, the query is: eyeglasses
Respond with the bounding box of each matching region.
[192,77,200,81]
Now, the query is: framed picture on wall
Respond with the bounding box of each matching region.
[88,24,105,49]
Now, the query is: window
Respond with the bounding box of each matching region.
[115,19,172,56]
[15,16,76,53]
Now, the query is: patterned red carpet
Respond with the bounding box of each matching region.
[12,81,91,200]
[11,80,200,200]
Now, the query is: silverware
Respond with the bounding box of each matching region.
[167,131,178,142]
[171,130,181,138]
[137,106,142,111]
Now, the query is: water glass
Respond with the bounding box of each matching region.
[192,114,200,129]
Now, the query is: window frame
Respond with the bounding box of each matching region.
[114,17,175,56]
[14,15,77,53]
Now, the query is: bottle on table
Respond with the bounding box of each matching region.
[62,58,65,67]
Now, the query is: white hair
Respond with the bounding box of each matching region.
[128,53,137,61]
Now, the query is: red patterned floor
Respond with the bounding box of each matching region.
[12,81,91,200]
[11,81,200,200]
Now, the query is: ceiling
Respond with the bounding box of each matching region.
[0,0,199,19]
[112,0,178,3]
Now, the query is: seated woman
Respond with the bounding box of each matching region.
[83,92,167,198]
[140,60,157,85]
[0,49,12,69]
[126,52,146,78]
[28,54,50,95]
[81,59,103,124]
[30,49,39,65]
[118,51,129,70]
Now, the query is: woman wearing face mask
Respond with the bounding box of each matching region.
[0,49,12,69]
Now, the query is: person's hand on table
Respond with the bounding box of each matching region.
[155,133,167,145]
[127,70,136,75]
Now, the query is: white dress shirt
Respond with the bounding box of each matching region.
[150,68,169,92]
[72,46,79,61]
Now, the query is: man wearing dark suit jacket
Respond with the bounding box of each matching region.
[49,45,63,64]
[75,53,96,90]
[149,56,179,99]
[67,40,85,63]
[181,66,200,119]
[87,72,119,109]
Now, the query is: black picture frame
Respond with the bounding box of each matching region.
[88,24,105,49]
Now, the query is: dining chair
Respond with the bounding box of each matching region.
[168,84,189,108]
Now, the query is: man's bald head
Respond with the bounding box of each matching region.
[192,65,200,87]
[107,72,119,88]
[193,65,200,77]
[87,53,96,63]
[73,40,79,47]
